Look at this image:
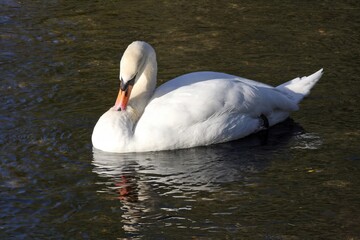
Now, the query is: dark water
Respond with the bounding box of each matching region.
[1,0,360,239]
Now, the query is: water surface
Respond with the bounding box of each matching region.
[1,0,360,239]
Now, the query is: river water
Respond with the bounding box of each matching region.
[1,0,359,239]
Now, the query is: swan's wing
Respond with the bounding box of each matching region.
[134,72,297,151]
[151,71,297,120]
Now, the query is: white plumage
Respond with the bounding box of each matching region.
[92,41,323,153]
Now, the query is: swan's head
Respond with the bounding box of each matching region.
[114,41,156,111]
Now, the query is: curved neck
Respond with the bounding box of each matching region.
[127,52,157,121]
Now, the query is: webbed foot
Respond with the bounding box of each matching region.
[260,114,269,129]
[258,114,269,145]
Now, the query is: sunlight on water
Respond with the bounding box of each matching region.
[1,0,359,239]
[292,133,323,150]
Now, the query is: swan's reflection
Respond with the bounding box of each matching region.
[92,119,307,234]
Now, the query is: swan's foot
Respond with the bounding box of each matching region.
[258,114,269,145]
[259,114,269,130]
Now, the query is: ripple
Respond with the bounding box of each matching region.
[292,133,323,150]
[1,0,359,238]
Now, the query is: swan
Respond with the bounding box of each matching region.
[92,41,323,153]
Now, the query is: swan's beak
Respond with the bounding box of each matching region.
[114,85,133,111]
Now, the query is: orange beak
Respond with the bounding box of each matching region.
[114,85,133,111]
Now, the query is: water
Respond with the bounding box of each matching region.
[1,0,359,239]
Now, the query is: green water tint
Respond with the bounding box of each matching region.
[1,1,359,238]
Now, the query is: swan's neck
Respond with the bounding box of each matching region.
[127,54,157,120]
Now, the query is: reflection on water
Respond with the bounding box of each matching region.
[92,120,304,236]
[1,0,360,238]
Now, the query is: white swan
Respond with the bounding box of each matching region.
[92,41,323,153]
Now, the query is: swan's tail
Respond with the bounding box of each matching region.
[276,68,324,104]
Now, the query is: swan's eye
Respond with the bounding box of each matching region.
[120,75,136,91]
[128,76,136,86]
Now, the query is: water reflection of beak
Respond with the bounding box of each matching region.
[115,175,138,202]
